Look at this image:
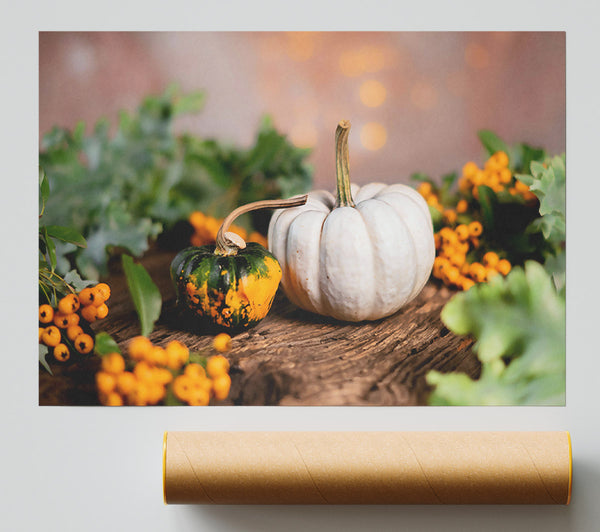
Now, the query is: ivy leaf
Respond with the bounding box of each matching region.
[94,332,121,356]
[39,345,52,375]
[428,262,565,406]
[478,130,509,159]
[45,225,87,248]
[122,254,162,337]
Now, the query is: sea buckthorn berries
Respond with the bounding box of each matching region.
[455,241,469,255]
[173,375,193,402]
[147,383,167,405]
[148,346,167,367]
[207,354,230,378]
[456,199,468,214]
[102,353,125,375]
[449,252,466,268]
[482,251,499,269]
[433,256,449,279]
[53,313,71,329]
[94,283,111,302]
[166,340,189,370]
[462,161,478,179]
[67,313,80,326]
[133,361,154,383]
[497,259,512,276]
[184,363,206,380]
[41,326,61,347]
[418,182,432,197]
[469,262,487,283]
[468,221,483,237]
[74,333,94,354]
[128,336,153,361]
[95,303,109,320]
[128,382,149,406]
[212,374,232,401]
[154,368,173,386]
[80,304,97,323]
[116,372,136,396]
[187,387,210,406]
[53,343,70,362]
[213,333,232,354]
[443,266,460,285]
[66,325,84,342]
[96,372,117,395]
[39,304,54,324]
[78,287,95,306]
[58,294,80,314]
[455,224,469,242]
[91,286,107,307]
[103,392,123,406]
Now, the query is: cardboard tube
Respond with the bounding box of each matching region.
[163,431,572,505]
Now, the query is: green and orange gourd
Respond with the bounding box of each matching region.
[170,196,307,330]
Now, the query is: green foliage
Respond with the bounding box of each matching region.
[39,87,312,277]
[427,262,565,405]
[122,255,162,337]
[39,345,52,375]
[478,129,547,173]
[517,154,566,292]
[94,332,121,356]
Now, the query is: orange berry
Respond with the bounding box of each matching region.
[41,326,61,347]
[67,313,80,326]
[102,353,126,375]
[433,233,441,250]
[443,209,457,225]
[456,199,468,214]
[494,151,509,167]
[128,336,153,361]
[482,251,499,268]
[440,230,458,247]
[417,182,432,197]
[38,327,44,342]
[165,340,189,370]
[173,374,193,402]
[470,236,480,249]
[116,372,137,396]
[184,363,206,379]
[53,343,70,362]
[486,268,499,280]
[515,180,530,193]
[471,171,485,187]
[53,313,71,329]
[154,368,173,386]
[455,224,469,242]
[96,371,117,395]
[146,383,166,405]
[133,361,154,382]
[485,172,500,189]
[433,256,450,279]
[58,294,80,314]
[74,333,94,354]
[95,303,109,320]
[90,286,107,307]
[94,283,111,302]
[80,305,97,323]
[460,262,471,276]
[449,252,466,268]
[426,194,440,208]
[207,355,230,378]
[213,333,232,354]
[78,287,96,306]
[188,387,211,406]
[497,259,512,276]
[189,211,206,230]
[472,186,480,200]
[508,187,518,195]
[39,304,54,324]
[66,325,84,342]
[103,392,123,406]
[462,161,479,179]
[468,221,483,237]
[499,168,512,184]
[443,265,460,285]
[469,262,487,283]
[148,346,167,366]
[461,277,476,291]
[127,381,149,406]
[455,241,469,255]
[212,374,232,401]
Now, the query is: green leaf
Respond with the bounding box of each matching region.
[94,332,121,356]
[478,130,509,158]
[477,185,497,232]
[39,345,52,375]
[45,225,87,248]
[63,269,96,292]
[429,262,565,406]
[44,227,57,272]
[39,168,50,215]
[122,254,162,336]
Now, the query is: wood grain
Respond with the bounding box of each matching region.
[39,249,479,406]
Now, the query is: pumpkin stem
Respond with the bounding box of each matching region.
[335,120,355,208]
[215,195,309,256]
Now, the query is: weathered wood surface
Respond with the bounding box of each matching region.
[40,249,479,406]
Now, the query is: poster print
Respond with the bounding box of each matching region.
[38,32,565,406]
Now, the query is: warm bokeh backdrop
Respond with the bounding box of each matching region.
[39,31,565,189]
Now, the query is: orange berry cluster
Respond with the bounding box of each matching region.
[458,151,536,202]
[189,211,268,248]
[433,224,512,290]
[39,283,111,363]
[95,334,232,406]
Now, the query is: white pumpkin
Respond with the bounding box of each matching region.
[267,120,435,322]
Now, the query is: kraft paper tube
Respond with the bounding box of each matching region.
[163,431,572,505]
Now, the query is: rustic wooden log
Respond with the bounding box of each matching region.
[39,249,479,406]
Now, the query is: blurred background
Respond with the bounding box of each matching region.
[39,31,565,189]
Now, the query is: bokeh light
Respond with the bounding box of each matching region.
[359,80,387,108]
[410,82,438,110]
[360,122,387,151]
[465,43,490,69]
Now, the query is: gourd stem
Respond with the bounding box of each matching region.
[335,120,355,208]
[215,195,308,256]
